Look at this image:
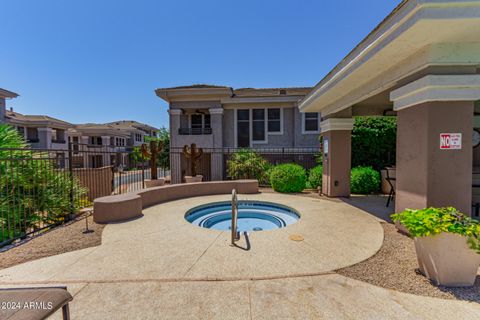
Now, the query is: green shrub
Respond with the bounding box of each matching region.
[350,166,380,194]
[0,124,87,243]
[352,116,396,170]
[391,207,480,254]
[262,162,274,186]
[306,165,323,190]
[269,164,306,193]
[227,149,269,183]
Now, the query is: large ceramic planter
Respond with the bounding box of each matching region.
[145,178,165,188]
[414,233,480,287]
[185,175,203,183]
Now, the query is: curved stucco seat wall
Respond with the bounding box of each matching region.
[93,180,259,223]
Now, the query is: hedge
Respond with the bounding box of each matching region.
[351,116,396,170]
[269,164,306,193]
[350,166,381,194]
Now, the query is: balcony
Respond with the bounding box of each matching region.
[178,128,212,135]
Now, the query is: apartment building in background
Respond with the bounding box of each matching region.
[68,122,159,168]
[156,85,319,183]
[1,88,159,168]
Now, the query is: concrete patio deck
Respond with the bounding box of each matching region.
[0,193,479,319]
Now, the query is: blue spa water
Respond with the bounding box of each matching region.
[185,201,300,232]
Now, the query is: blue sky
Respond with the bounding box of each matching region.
[1,0,400,129]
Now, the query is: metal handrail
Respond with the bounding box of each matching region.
[231,189,240,245]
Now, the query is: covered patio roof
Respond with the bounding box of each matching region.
[299,0,480,117]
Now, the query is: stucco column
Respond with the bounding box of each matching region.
[169,109,182,184]
[101,136,111,166]
[37,127,52,149]
[209,108,224,181]
[320,118,354,197]
[391,75,479,215]
[79,136,89,168]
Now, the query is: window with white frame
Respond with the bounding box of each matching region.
[190,114,211,129]
[135,133,142,142]
[115,137,125,146]
[252,109,266,142]
[236,108,283,147]
[90,136,102,145]
[236,109,250,148]
[302,112,320,134]
[267,108,281,133]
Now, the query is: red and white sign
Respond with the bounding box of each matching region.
[440,133,462,150]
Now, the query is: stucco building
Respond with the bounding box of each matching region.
[2,89,74,151]
[6,109,74,150]
[68,121,159,168]
[0,88,19,123]
[156,85,319,183]
[298,0,480,215]
[1,88,159,169]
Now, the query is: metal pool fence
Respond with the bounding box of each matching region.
[171,147,321,185]
[0,143,169,247]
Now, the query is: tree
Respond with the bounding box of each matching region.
[351,117,397,170]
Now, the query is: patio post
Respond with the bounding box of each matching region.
[169,109,182,184]
[209,108,224,181]
[320,118,354,197]
[391,75,479,215]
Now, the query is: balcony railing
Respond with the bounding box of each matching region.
[178,128,212,135]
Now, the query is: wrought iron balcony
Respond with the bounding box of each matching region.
[178,128,212,135]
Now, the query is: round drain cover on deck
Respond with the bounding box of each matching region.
[289,234,304,242]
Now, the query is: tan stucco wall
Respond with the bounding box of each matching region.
[321,130,351,197]
[221,106,320,148]
[396,101,473,214]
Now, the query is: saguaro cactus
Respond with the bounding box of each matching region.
[141,140,164,180]
[183,143,203,177]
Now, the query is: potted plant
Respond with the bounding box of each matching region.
[392,207,480,287]
[183,143,203,183]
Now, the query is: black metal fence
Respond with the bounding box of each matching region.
[171,147,321,184]
[0,143,169,247]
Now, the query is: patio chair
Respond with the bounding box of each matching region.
[472,202,480,218]
[385,167,396,207]
[0,286,72,320]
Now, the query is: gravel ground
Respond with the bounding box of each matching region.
[0,214,104,270]
[337,222,480,301]
[261,188,480,301]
